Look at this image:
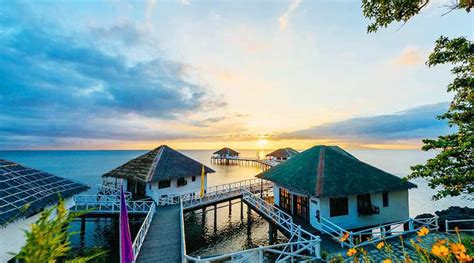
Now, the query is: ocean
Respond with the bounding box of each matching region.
[1,149,471,261]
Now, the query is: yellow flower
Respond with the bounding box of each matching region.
[347,248,357,257]
[456,253,473,262]
[339,232,349,242]
[376,241,385,250]
[450,242,466,255]
[417,227,429,237]
[382,259,392,263]
[431,245,450,258]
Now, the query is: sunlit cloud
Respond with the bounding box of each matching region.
[278,0,303,30]
[393,47,425,66]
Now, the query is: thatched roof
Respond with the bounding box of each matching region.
[213,147,239,156]
[0,159,89,225]
[103,145,215,182]
[257,145,416,198]
[266,148,299,159]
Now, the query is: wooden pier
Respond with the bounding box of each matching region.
[136,204,182,263]
[210,156,276,170]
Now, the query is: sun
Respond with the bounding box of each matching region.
[257,139,268,148]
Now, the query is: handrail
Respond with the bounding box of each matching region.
[185,240,319,262]
[97,184,132,199]
[445,218,474,233]
[179,198,187,263]
[72,195,154,214]
[132,202,156,260]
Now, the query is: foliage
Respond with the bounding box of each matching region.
[341,227,474,262]
[408,37,474,199]
[362,0,473,33]
[14,199,104,263]
[362,0,474,200]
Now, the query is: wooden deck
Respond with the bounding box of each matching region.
[136,204,182,263]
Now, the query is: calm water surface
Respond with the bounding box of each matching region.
[1,149,472,261]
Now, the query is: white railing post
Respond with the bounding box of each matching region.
[258,246,264,262]
[445,219,449,233]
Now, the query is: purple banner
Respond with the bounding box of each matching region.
[120,185,134,263]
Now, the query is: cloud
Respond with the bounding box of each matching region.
[393,47,425,66]
[278,0,302,30]
[279,102,451,142]
[0,2,221,148]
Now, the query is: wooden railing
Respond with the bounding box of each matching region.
[319,215,439,248]
[72,195,153,214]
[97,184,132,199]
[445,219,474,233]
[132,202,156,260]
[154,178,273,209]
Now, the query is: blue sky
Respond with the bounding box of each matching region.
[0,0,472,150]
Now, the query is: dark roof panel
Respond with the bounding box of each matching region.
[0,160,89,225]
[257,145,416,197]
[266,148,299,158]
[213,147,239,156]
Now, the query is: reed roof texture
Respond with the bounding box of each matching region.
[103,145,215,182]
[0,159,88,225]
[266,148,299,159]
[213,147,239,156]
[257,145,416,197]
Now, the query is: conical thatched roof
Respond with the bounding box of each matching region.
[213,147,239,156]
[257,145,416,197]
[103,145,215,182]
[266,148,299,159]
[0,160,88,225]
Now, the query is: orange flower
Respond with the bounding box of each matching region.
[376,241,385,250]
[450,242,466,255]
[339,232,350,242]
[456,253,473,262]
[417,227,429,237]
[347,248,357,257]
[435,239,447,246]
[382,259,392,263]
[431,245,450,258]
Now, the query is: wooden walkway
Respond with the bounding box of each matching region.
[136,204,182,263]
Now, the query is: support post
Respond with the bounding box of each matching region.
[228,200,232,216]
[213,204,217,233]
[240,199,244,220]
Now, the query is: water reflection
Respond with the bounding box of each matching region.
[185,199,288,257]
[69,217,143,262]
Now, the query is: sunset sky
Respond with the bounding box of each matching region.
[1,0,472,150]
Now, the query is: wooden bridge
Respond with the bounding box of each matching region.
[71,179,323,262]
[69,179,440,262]
[210,155,277,169]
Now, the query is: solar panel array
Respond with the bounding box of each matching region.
[0,159,88,225]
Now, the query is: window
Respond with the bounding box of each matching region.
[383,192,389,207]
[192,176,196,182]
[329,197,348,217]
[177,177,187,187]
[279,188,292,212]
[357,193,379,215]
[158,180,171,189]
[293,195,309,220]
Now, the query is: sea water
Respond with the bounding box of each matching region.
[1,149,471,261]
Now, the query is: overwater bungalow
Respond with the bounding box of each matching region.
[212,147,239,158]
[102,145,215,202]
[257,145,417,231]
[0,159,88,262]
[266,147,299,161]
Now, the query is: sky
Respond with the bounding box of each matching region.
[0,0,472,150]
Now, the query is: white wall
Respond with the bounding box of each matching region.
[146,174,207,202]
[273,185,280,206]
[316,190,410,230]
[0,198,75,262]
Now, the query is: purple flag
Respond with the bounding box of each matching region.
[120,185,134,263]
